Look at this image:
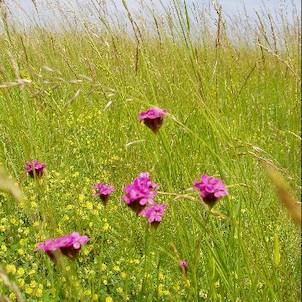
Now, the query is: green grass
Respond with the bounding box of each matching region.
[0,1,300,301]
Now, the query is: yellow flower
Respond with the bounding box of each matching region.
[6,264,16,274]
[101,263,107,271]
[120,272,127,280]
[63,215,70,221]
[116,287,123,293]
[9,293,16,301]
[30,280,37,288]
[78,194,85,202]
[30,201,37,208]
[92,294,99,301]
[1,244,7,252]
[25,287,33,295]
[102,223,109,232]
[19,239,26,246]
[105,297,113,302]
[11,218,18,225]
[18,279,25,287]
[17,268,25,276]
[84,289,91,296]
[36,288,43,297]
[159,272,165,280]
[17,249,25,256]
[103,279,108,285]
[86,201,93,210]
[113,265,120,272]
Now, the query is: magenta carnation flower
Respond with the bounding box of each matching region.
[193,174,229,207]
[139,202,167,227]
[139,108,167,134]
[122,172,158,214]
[35,232,88,264]
[93,183,114,206]
[35,238,62,264]
[25,160,47,178]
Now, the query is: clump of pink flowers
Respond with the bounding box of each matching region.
[139,202,167,228]
[35,232,88,264]
[193,174,229,207]
[139,108,167,134]
[93,183,114,206]
[25,160,47,179]
[122,172,158,215]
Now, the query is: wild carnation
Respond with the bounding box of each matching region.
[139,202,167,228]
[178,260,189,274]
[122,172,158,214]
[93,183,114,206]
[25,160,47,179]
[139,108,167,134]
[193,174,229,207]
[35,232,88,264]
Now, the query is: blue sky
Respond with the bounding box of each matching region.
[7,0,301,12]
[3,0,301,30]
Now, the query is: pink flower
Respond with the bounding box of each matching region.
[139,202,167,227]
[193,174,229,207]
[35,232,88,264]
[178,260,188,274]
[25,161,47,178]
[139,108,167,134]
[122,172,158,214]
[93,183,114,206]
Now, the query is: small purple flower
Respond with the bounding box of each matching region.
[25,161,47,179]
[122,172,158,215]
[178,260,189,274]
[93,183,114,206]
[35,232,88,264]
[139,108,167,134]
[139,202,167,227]
[193,174,229,207]
[58,232,88,259]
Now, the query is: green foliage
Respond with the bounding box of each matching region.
[0,1,300,301]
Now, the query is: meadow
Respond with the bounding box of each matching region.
[0,0,301,301]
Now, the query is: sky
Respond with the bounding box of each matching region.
[1,0,301,31]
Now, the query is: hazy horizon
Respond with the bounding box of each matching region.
[1,0,301,32]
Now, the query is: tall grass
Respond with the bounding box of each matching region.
[0,0,300,301]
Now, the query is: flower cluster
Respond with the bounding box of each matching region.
[122,172,158,215]
[25,161,47,179]
[35,232,88,264]
[139,108,167,134]
[139,203,167,228]
[193,174,229,207]
[93,183,115,206]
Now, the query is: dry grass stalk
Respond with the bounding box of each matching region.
[0,268,24,302]
[266,167,301,228]
[0,168,24,203]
